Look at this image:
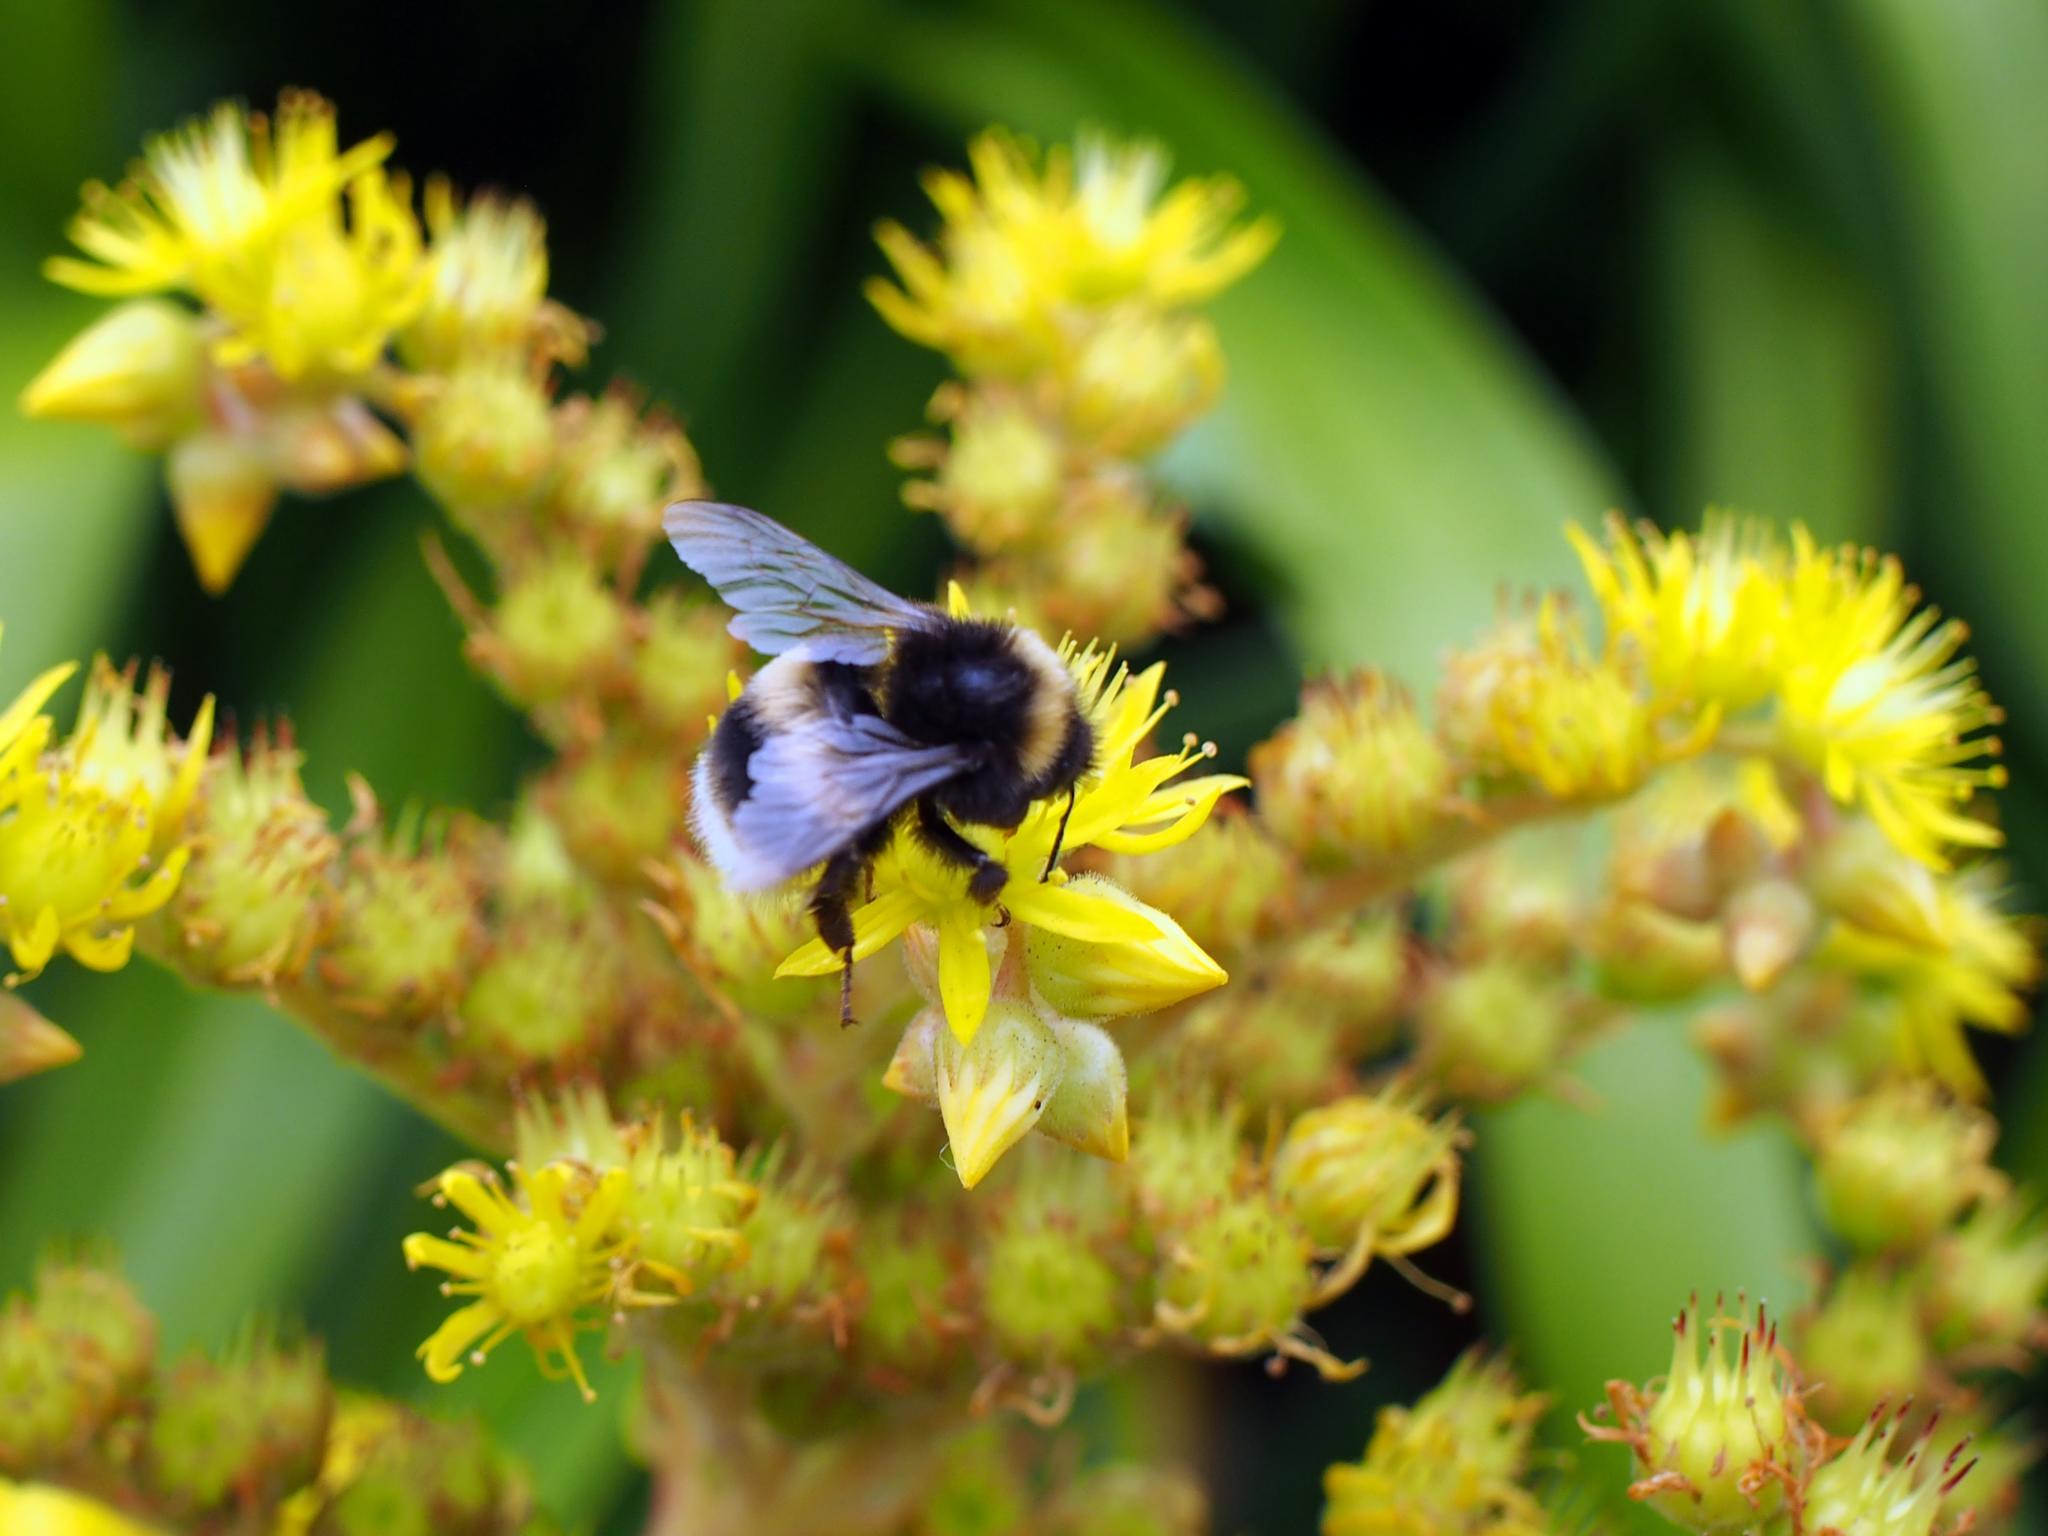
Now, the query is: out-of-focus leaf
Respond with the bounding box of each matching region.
[1842,0,2048,671]
[1648,141,1895,543]
[854,0,1619,682]
[610,0,871,482]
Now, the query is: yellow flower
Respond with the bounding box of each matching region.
[0,653,207,983]
[778,630,1239,1042]
[1487,597,1717,801]
[1777,529,2004,869]
[1819,865,2035,1095]
[402,1161,631,1402]
[45,92,423,383]
[0,1482,161,1536]
[868,129,1276,375]
[401,177,589,373]
[1569,511,1789,711]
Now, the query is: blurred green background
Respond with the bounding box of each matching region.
[3,0,2046,1530]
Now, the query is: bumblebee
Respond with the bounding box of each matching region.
[665,500,1093,1022]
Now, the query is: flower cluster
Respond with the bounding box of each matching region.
[876,130,1274,644]
[0,1258,552,1536]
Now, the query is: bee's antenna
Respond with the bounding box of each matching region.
[1041,785,1079,882]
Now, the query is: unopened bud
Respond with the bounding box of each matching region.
[1272,1087,1461,1256]
[1723,878,1817,992]
[549,394,702,566]
[266,397,407,497]
[855,1220,958,1373]
[462,908,622,1068]
[985,1217,1121,1366]
[1919,1188,2048,1359]
[1029,478,1193,647]
[0,994,81,1083]
[1105,806,1294,962]
[1064,307,1223,457]
[1814,1082,1998,1253]
[1127,1100,1245,1229]
[318,839,480,1021]
[543,744,689,886]
[146,1337,329,1515]
[1590,899,1724,1003]
[477,553,628,705]
[1589,1296,1800,1533]
[631,593,742,743]
[20,299,206,446]
[935,999,1063,1189]
[1253,672,1453,868]
[1801,1405,1961,1536]
[168,730,338,989]
[1416,956,1574,1103]
[413,362,554,516]
[916,394,1065,552]
[1155,1192,1328,1370]
[1798,1266,1933,1431]
[167,430,279,594]
[1050,1464,1208,1536]
[1034,1015,1130,1163]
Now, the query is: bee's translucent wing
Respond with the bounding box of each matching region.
[729,713,969,887]
[664,499,935,663]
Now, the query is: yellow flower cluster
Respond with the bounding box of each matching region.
[23,90,615,597]
[1573,514,2005,870]
[0,650,211,981]
[876,132,1274,645]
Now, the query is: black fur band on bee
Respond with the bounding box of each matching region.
[666,500,1095,1025]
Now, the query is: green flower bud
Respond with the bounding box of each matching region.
[477,553,628,706]
[1416,956,1574,1103]
[1443,834,1580,966]
[147,1336,329,1515]
[1155,1192,1317,1359]
[1272,1087,1461,1257]
[1802,1405,1964,1536]
[319,839,480,1021]
[856,1222,958,1373]
[1127,1100,1245,1230]
[1589,898,1724,1003]
[1798,1266,1933,1432]
[0,1302,104,1470]
[1252,672,1452,868]
[167,429,280,594]
[168,728,337,989]
[632,592,741,743]
[1588,1297,1801,1534]
[718,1168,845,1319]
[1814,1082,1998,1254]
[547,394,701,568]
[984,1218,1122,1366]
[1919,1188,2048,1359]
[621,1114,757,1286]
[1033,1016,1130,1164]
[646,852,815,1019]
[1273,916,1406,1045]
[412,363,555,519]
[542,744,688,885]
[460,906,621,1067]
[1049,1464,1208,1536]
[916,1427,1028,1536]
[33,1261,155,1395]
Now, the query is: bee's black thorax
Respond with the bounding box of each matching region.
[884,617,1089,829]
[706,693,763,812]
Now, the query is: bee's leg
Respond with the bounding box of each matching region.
[1040,785,1078,882]
[809,850,864,1027]
[915,798,1008,905]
